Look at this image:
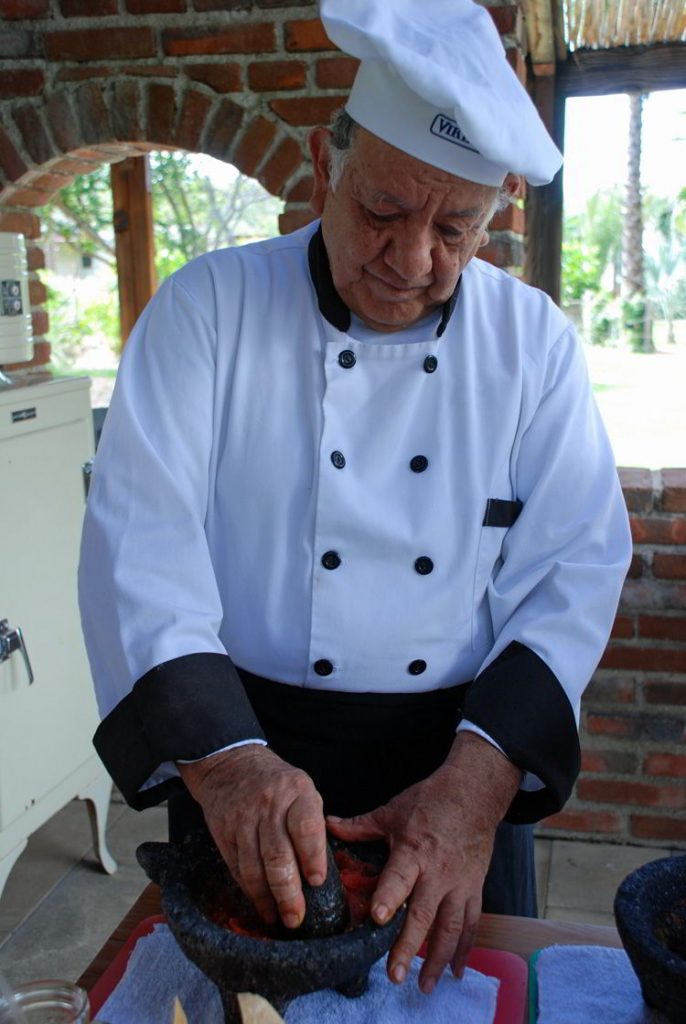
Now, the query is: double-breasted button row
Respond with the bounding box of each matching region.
[330,450,428,473]
[338,351,438,373]
[314,658,427,677]
[321,551,434,575]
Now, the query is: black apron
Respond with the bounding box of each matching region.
[168,671,537,917]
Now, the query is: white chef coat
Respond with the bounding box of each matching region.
[78,220,632,811]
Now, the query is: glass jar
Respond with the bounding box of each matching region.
[5,980,90,1023]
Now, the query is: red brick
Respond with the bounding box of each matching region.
[584,675,635,705]
[285,18,337,52]
[285,175,313,202]
[278,208,315,234]
[0,0,48,15]
[232,116,278,177]
[643,679,686,706]
[627,553,644,578]
[193,0,251,9]
[175,89,213,151]
[631,814,686,843]
[257,0,315,5]
[620,468,655,513]
[44,156,99,175]
[489,203,526,234]
[661,469,686,513]
[270,96,346,127]
[13,104,55,165]
[55,67,113,82]
[620,579,686,612]
[0,124,28,181]
[126,0,185,10]
[26,245,45,270]
[28,278,47,305]
[581,748,638,774]
[611,615,635,639]
[4,339,50,371]
[186,63,242,93]
[28,170,71,191]
[315,56,359,88]
[45,92,81,153]
[3,186,50,207]
[479,237,524,269]
[541,809,621,833]
[31,309,48,336]
[0,202,44,240]
[203,97,244,162]
[578,777,686,809]
[600,645,686,673]
[75,82,111,145]
[45,27,156,61]
[631,516,686,544]
[163,24,275,56]
[638,614,686,642]
[586,713,637,739]
[259,136,303,196]
[248,60,306,91]
[0,70,44,98]
[643,753,686,779]
[487,5,517,34]
[60,0,117,14]
[110,80,142,143]
[653,553,686,580]
[147,83,176,146]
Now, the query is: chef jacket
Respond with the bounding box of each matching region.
[78,221,632,824]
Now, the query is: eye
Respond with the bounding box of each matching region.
[366,209,400,224]
[437,225,464,241]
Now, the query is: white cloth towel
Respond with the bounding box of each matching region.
[535,944,667,1024]
[97,922,499,1024]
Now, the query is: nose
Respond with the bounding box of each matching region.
[382,221,434,284]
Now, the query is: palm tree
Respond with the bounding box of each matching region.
[621,91,655,352]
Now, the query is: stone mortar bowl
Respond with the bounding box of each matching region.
[613,853,686,1024]
[137,829,405,1023]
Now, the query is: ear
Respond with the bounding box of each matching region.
[503,173,522,199]
[308,127,333,216]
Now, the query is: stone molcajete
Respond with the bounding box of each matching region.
[613,853,686,1024]
[137,829,405,1023]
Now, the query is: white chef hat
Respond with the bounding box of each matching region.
[319,0,562,187]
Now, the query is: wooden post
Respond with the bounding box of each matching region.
[111,156,156,349]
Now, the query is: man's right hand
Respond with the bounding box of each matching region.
[177,745,327,930]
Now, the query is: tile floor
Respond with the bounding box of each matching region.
[0,792,676,988]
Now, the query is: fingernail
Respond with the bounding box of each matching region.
[326,815,342,823]
[421,977,436,995]
[392,964,406,984]
[309,873,324,887]
[284,913,300,929]
[374,903,389,923]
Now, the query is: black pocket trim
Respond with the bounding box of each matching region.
[483,498,523,528]
[93,652,266,810]
[463,641,581,824]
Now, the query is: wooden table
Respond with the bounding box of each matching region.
[78,883,623,1021]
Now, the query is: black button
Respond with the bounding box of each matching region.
[408,659,427,675]
[331,450,346,469]
[321,550,341,570]
[314,659,333,676]
[414,556,434,575]
[338,350,356,369]
[410,455,429,473]
[424,355,438,373]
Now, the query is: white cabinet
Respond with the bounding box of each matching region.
[0,376,115,899]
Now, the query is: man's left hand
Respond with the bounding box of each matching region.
[326,731,522,994]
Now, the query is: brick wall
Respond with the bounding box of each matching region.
[539,468,686,849]
[0,1,683,848]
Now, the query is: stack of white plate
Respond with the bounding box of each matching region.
[0,232,34,365]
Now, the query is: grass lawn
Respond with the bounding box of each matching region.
[583,320,686,471]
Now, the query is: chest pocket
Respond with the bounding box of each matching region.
[471,498,523,650]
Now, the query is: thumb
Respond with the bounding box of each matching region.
[326,811,385,841]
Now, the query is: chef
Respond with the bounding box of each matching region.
[78,0,632,996]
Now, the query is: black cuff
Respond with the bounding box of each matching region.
[93,653,267,810]
[463,641,580,824]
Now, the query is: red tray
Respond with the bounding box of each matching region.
[89,915,527,1023]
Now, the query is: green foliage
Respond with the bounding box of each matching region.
[43,269,119,370]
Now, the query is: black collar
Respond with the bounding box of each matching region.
[307,224,460,337]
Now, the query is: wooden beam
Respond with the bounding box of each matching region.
[522,0,556,66]
[523,73,565,305]
[559,42,686,96]
[111,156,156,349]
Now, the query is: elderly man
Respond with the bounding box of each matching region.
[79,0,632,997]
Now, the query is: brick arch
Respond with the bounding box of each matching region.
[0,74,338,371]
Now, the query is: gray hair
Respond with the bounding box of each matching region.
[326,107,513,222]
